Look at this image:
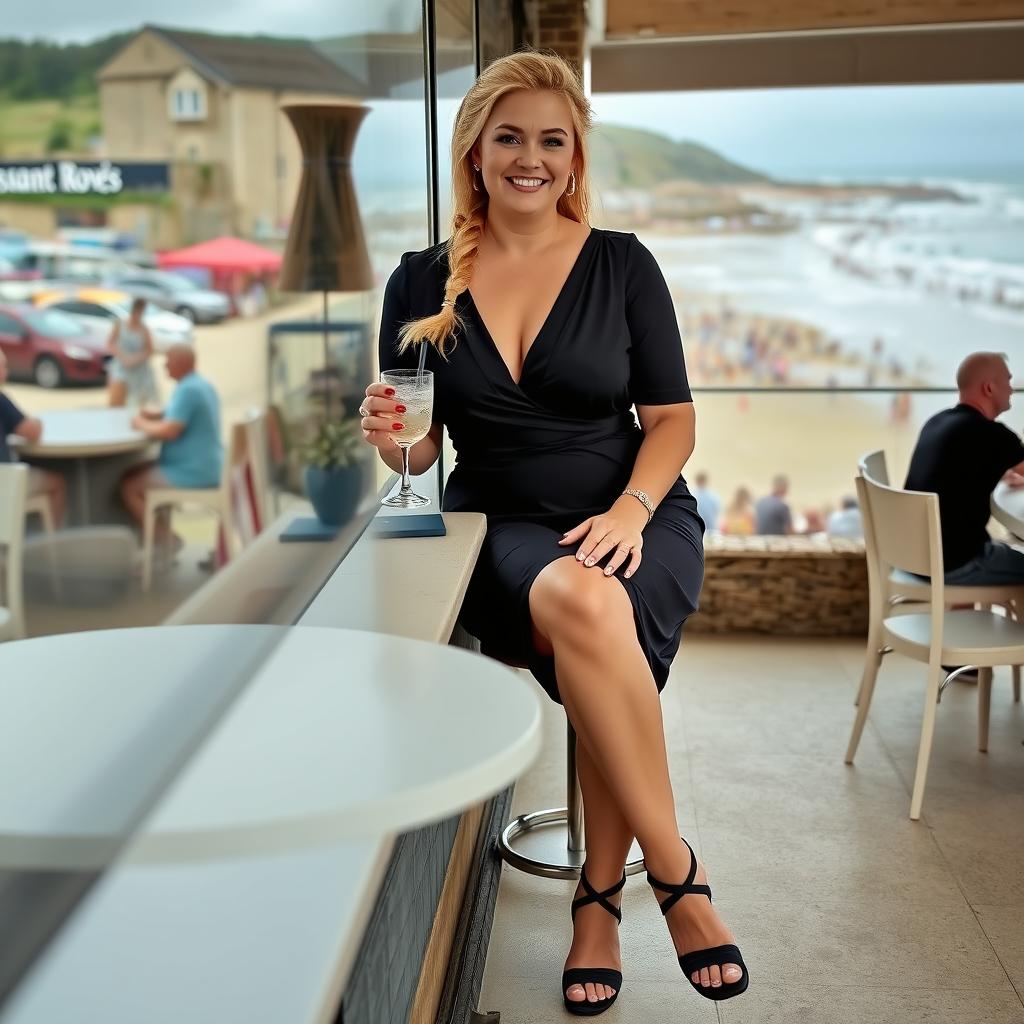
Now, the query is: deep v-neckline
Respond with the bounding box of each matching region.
[466,228,595,388]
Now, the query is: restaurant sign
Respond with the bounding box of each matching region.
[0,160,170,196]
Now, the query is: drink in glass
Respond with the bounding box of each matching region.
[380,368,433,508]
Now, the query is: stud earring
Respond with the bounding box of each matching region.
[566,170,576,196]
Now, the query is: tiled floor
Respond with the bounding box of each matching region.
[480,636,1024,1023]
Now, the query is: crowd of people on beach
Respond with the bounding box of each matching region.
[691,471,863,540]
[682,303,923,418]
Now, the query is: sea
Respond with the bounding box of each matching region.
[642,167,1024,392]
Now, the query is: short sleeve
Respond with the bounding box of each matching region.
[0,393,25,435]
[377,252,422,375]
[165,382,199,427]
[993,421,1024,471]
[625,235,692,406]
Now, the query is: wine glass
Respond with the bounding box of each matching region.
[380,368,434,508]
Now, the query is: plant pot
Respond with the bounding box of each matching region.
[305,464,364,527]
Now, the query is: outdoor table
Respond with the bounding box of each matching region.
[14,408,151,524]
[992,482,1024,542]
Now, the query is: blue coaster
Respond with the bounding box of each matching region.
[279,516,340,543]
[372,513,447,539]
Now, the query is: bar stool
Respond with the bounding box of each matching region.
[452,622,644,880]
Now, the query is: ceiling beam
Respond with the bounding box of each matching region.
[592,22,1024,91]
[606,0,1024,38]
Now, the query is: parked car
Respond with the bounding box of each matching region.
[0,304,108,388]
[110,270,231,323]
[32,288,195,353]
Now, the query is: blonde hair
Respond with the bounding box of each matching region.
[398,50,593,357]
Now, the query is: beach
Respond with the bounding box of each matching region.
[628,185,1024,514]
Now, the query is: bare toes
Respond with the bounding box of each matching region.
[585,982,599,1002]
[709,965,722,987]
[566,984,586,1002]
[700,967,711,987]
[723,963,743,983]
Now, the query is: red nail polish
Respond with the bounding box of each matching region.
[395,404,407,413]
[384,387,396,396]
[393,423,404,430]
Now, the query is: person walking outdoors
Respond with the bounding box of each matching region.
[107,297,159,409]
[363,51,747,1015]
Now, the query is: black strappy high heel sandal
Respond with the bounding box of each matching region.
[561,867,626,1017]
[646,837,749,1002]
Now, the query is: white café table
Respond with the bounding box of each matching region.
[15,408,150,522]
[992,482,1024,541]
[1,623,540,1023]
[0,623,541,866]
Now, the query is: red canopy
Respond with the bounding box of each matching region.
[158,236,282,274]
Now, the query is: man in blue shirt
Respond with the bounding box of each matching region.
[119,344,223,552]
[0,348,66,525]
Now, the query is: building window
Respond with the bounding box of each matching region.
[171,87,206,122]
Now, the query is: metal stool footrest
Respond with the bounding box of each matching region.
[498,806,644,880]
[496,721,644,879]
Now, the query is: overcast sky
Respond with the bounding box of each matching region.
[1,1,417,43]
[591,84,1024,181]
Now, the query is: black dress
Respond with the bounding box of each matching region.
[378,227,705,704]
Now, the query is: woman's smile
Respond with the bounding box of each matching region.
[505,174,549,192]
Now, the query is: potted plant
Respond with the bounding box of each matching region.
[300,417,366,526]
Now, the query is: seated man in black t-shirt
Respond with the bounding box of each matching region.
[904,351,1024,586]
[0,349,66,526]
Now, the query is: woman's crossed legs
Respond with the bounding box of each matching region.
[528,556,742,1007]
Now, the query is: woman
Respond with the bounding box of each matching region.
[107,297,159,409]
[363,52,748,1015]
[721,486,757,536]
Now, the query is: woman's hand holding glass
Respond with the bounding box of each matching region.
[359,383,408,453]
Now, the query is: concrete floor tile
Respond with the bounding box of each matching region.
[688,750,910,832]
[698,816,957,905]
[678,701,890,760]
[716,984,1024,1024]
[707,894,1008,992]
[479,973,719,1023]
[975,904,1024,998]
[926,827,1024,906]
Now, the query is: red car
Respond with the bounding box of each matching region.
[0,303,109,388]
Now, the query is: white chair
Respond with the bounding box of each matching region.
[845,474,1024,819]
[860,448,890,486]
[858,450,1022,704]
[25,493,55,535]
[25,490,62,600]
[141,412,269,591]
[0,464,28,641]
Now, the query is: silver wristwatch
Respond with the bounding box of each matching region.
[623,487,654,523]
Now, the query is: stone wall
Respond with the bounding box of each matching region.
[688,534,870,636]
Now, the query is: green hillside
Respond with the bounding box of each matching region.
[590,123,771,188]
